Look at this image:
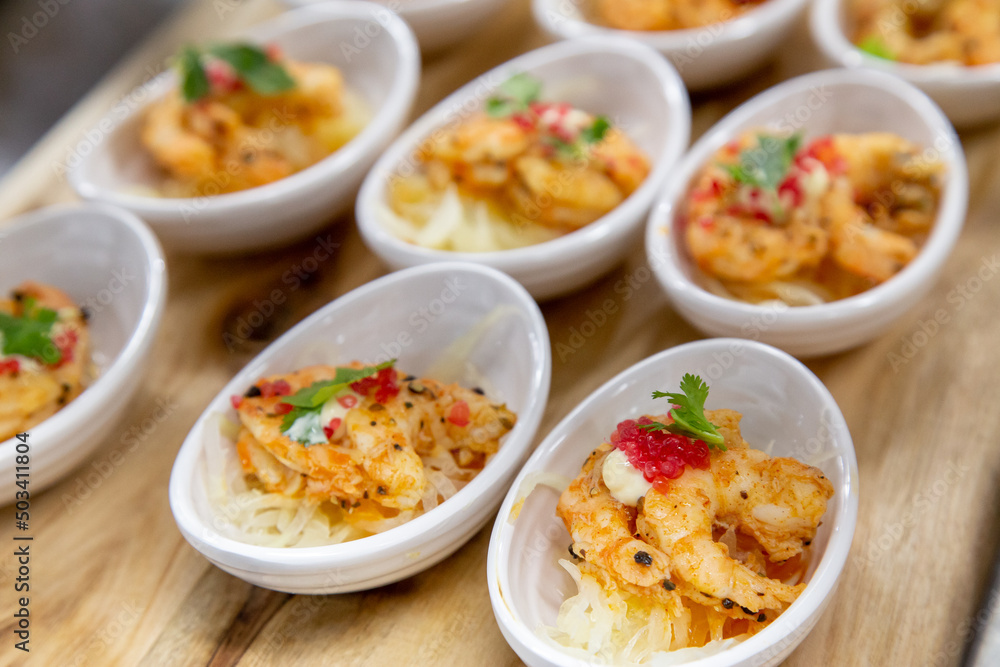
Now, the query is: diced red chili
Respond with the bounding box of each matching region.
[0,359,20,375]
[447,400,471,427]
[323,417,342,439]
[338,395,358,409]
[230,395,243,410]
[274,402,293,415]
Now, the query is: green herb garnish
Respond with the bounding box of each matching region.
[280,360,396,436]
[0,297,62,364]
[485,73,543,118]
[722,133,802,192]
[639,374,726,450]
[580,115,611,144]
[175,42,295,103]
[858,36,896,61]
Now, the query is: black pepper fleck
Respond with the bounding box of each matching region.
[370,421,377,426]
[568,545,580,559]
[472,387,485,395]
[393,443,402,451]
[80,307,91,321]
[741,605,754,615]
[722,598,735,609]
[757,613,767,622]
[662,580,676,591]
[363,491,369,499]
[633,551,653,566]
[244,385,262,398]
[377,486,386,495]
[403,375,416,382]
[740,490,748,500]
[404,402,413,409]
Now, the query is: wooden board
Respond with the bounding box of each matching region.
[2,0,1000,665]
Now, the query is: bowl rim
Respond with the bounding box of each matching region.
[67,1,421,222]
[809,0,1000,83]
[645,67,968,328]
[487,338,860,666]
[532,0,810,50]
[0,202,167,450]
[168,261,552,573]
[355,35,691,272]
[289,0,498,17]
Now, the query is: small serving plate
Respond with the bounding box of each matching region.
[646,68,968,358]
[169,263,551,593]
[68,2,420,254]
[356,36,691,300]
[0,203,167,504]
[532,0,810,90]
[285,0,508,52]
[488,338,859,667]
[811,0,1000,127]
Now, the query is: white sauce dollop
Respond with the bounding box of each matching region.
[601,449,652,507]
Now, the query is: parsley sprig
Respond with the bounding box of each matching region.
[279,360,395,435]
[176,42,296,103]
[639,374,726,450]
[0,297,62,365]
[722,133,802,192]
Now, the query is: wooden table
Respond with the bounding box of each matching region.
[2,0,999,664]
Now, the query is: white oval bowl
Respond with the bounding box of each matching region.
[488,338,859,667]
[68,2,420,254]
[356,36,691,301]
[532,0,809,90]
[169,263,551,593]
[0,203,167,504]
[811,0,1000,127]
[646,68,968,358]
[285,0,508,52]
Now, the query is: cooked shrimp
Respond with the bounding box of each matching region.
[687,215,829,283]
[556,443,682,611]
[596,0,763,31]
[143,58,360,197]
[406,108,650,233]
[236,365,516,510]
[637,429,833,616]
[0,281,90,441]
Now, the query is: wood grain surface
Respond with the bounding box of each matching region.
[2,0,1000,665]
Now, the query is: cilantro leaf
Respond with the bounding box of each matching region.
[208,43,295,95]
[858,36,895,61]
[723,133,802,192]
[484,73,542,118]
[640,374,725,449]
[0,299,62,364]
[279,360,396,438]
[580,116,611,144]
[177,46,210,103]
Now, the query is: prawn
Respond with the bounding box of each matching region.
[0,281,90,441]
[556,444,682,612]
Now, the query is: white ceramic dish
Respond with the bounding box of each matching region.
[285,0,508,52]
[0,203,167,504]
[532,0,809,90]
[169,263,551,593]
[68,2,420,254]
[488,338,859,667]
[646,68,968,358]
[356,37,691,301]
[811,0,1000,127]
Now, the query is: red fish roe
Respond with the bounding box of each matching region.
[610,417,710,487]
[351,367,400,404]
[259,379,291,398]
